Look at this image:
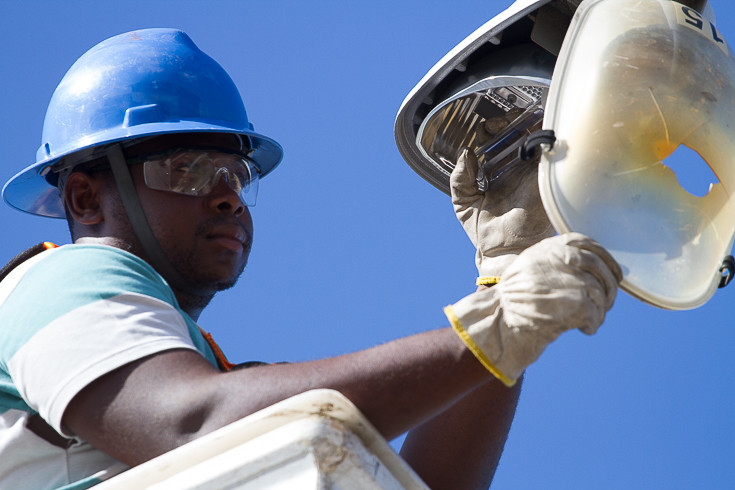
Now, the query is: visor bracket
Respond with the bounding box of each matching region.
[718,256,735,289]
[520,129,556,161]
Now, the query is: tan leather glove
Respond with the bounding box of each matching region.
[444,233,622,386]
[451,148,555,286]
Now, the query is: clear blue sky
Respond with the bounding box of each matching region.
[1,1,734,488]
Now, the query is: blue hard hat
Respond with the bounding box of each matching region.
[3,28,283,218]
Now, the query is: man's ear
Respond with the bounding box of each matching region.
[64,172,105,225]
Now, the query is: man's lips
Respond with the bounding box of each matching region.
[206,224,251,252]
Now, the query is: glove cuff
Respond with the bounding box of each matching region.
[444,291,517,387]
[476,253,517,287]
[476,276,501,286]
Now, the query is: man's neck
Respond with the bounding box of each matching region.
[172,288,213,321]
[75,236,213,320]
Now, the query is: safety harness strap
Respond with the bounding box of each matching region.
[198,327,236,372]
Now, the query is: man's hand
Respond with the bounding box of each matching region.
[450,148,554,286]
[444,233,622,386]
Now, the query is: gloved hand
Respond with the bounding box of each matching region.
[444,233,622,386]
[450,148,555,286]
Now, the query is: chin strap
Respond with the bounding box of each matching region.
[107,144,210,297]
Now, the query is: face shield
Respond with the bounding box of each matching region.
[538,0,734,309]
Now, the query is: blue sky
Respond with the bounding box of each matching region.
[1,1,734,488]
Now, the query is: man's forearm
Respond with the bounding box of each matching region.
[218,327,494,440]
[400,376,521,490]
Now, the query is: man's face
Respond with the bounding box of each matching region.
[125,161,254,293]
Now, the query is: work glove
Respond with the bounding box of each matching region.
[451,148,555,286]
[444,232,622,386]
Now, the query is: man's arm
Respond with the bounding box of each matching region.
[396,286,522,489]
[64,327,503,467]
[400,364,521,490]
[64,231,620,484]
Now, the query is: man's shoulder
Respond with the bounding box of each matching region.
[27,243,167,292]
[42,243,155,272]
[3,243,177,317]
[0,243,191,369]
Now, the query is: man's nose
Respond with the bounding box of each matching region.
[207,178,246,216]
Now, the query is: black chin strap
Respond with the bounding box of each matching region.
[106,144,209,297]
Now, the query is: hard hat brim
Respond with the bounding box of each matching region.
[3,123,283,218]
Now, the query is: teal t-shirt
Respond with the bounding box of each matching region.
[0,244,219,489]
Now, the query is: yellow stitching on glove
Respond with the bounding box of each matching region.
[443,305,515,387]
[476,276,501,286]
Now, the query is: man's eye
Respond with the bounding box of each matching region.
[170,162,192,173]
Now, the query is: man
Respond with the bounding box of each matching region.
[0,28,620,489]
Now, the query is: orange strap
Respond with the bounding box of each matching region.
[199,328,236,372]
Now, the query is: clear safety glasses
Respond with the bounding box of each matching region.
[417,76,549,191]
[141,148,260,206]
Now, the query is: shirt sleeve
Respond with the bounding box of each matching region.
[1,245,202,436]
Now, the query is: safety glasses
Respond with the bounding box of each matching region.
[141,148,260,206]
